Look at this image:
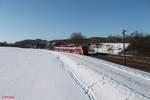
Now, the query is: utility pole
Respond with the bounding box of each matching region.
[96,43,99,54]
[122,29,127,66]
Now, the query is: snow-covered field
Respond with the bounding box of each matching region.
[0,47,150,100]
[89,43,129,55]
[0,47,89,100]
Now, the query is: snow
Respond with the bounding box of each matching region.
[1,47,150,100]
[50,51,150,100]
[0,47,89,100]
[89,43,130,55]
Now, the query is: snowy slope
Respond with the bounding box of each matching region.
[0,47,89,100]
[50,51,150,100]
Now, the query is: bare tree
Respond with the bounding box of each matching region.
[70,32,85,40]
[127,31,150,56]
[70,32,86,46]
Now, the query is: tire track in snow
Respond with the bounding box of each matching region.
[54,56,97,100]
[49,51,150,100]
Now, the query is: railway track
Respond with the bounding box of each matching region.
[88,54,150,72]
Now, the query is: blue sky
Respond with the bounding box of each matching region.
[0,0,150,42]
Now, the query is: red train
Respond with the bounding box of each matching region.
[54,46,88,55]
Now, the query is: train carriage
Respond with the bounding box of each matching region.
[54,46,88,55]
